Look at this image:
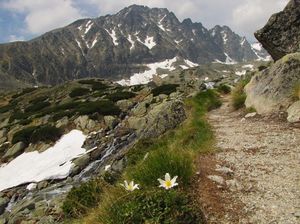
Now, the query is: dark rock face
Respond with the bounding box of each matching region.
[255,0,300,61]
[0,5,264,88]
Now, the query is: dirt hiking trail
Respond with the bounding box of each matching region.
[196,96,300,224]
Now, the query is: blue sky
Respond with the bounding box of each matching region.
[0,0,288,43]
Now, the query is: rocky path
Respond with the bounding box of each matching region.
[197,96,300,224]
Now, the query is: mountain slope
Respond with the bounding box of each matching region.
[0,5,268,87]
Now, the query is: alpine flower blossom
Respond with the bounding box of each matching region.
[158,173,178,190]
[121,180,139,191]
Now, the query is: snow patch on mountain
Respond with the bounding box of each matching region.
[84,20,93,34]
[0,130,87,191]
[144,36,156,49]
[105,29,119,46]
[117,57,177,85]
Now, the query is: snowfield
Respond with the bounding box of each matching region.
[0,130,87,191]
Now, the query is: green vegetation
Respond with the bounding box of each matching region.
[67,90,220,224]
[11,88,37,99]
[232,76,251,110]
[217,84,231,94]
[0,104,15,113]
[127,149,193,187]
[91,83,109,91]
[69,88,90,98]
[292,82,300,101]
[77,101,121,116]
[24,101,51,113]
[29,96,48,104]
[12,125,62,145]
[106,91,136,102]
[52,111,74,122]
[151,84,179,96]
[100,190,203,224]
[62,179,105,218]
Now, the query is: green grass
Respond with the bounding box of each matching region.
[151,84,179,96]
[232,76,251,110]
[217,84,231,94]
[62,179,106,218]
[69,87,90,98]
[106,91,136,102]
[12,125,62,145]
[66,89,220,224]
[99,189,203,224]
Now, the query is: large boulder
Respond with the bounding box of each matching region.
[254,0,300,61]
[287,101,300,123]
[128,100,186,138]
[245,53,300,114]
[0,197,9,215]
[2,142,26,160]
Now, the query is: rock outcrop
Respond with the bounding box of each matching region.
[255,0,300,61]
[245,53,300,114]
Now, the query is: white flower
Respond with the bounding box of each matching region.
[158,173,178,190]
[120,180,139,191]
[104,165,111,171]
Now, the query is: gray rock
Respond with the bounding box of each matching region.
[0,129,7,139]
[0,197,9,215]
[127,117,147,132]
[0,218,6,224]
[255,0,300,61]
[71,154,90,175]
[3,142,26,160]
[245,53,300,114]
[74,116,96,131]
[104,116,118,129]
[287,101,300,123]
[226,179,242,191]
[245,112,257,118]
[55,116,69,128]
[37,181,48,190]
[132,102,147,116]
[215,166,234,175]
[208,175,225,185]
[116,99,134,111]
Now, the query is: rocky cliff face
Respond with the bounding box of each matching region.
[0,5,267,88]
[246,0,300,119]
[255,0,300,61]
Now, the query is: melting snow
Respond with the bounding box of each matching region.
[242,64,254,70]
[117,57,177,86]
[0,130,87,191]
[144,36,156,49]
[127,35,135,50]
[251,42,262,51]
[175,39,183,45]
[180,65,189,69]
[84,20,93,34]
[184,59,199,67]
[75,39,82,50]
[221,31,228,44]
[160,74,168,78]
[240,37,246,46]
[158,15,167,31]
[91,36,99,48]
[105,29,119,46]
[235,70,247,76]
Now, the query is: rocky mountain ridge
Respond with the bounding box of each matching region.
[0,5,269,89]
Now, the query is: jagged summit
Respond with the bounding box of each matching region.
[0,5,269,88]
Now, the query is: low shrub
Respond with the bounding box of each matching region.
[11,88,37,99]
[51,111,74,122]
[69,88,90,98]
[77,101,121,116]
[217,84,231,94]
[106,91,136,102]
[30,125,63,144]
[62,179,105,218]
[126,148,193,188]
[232,77,251,110]
[292,82,300,101]
[99,190,204,224]
[12,125,62,145]
[29,96,48,104]
[151,84,179,96]
[91,83,109,91]
[12,126,37,145]
[78,79,102,85]
[9,111,30,122]
[24,101,51,113]
[0,104,15,113]
[18,118,33,125]
[258,65,268,71]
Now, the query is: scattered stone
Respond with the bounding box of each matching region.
[132,102,147,116]
[74,116,96,131]
[2,142,26,160]
[0,197,9,215]
[215,166,234,175]
[245,112,257,118]
[37,181,48,190]
[26,183,37,191]
[207,175,225,185]
[55,116,69,128]
[104,116,118,129]
[116,99,134,111]
[226,179,242,191]
[287,101,300,123]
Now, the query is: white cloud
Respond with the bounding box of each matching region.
[2,0,84,34]
[8,34,25,42]
[1,0,289,41]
